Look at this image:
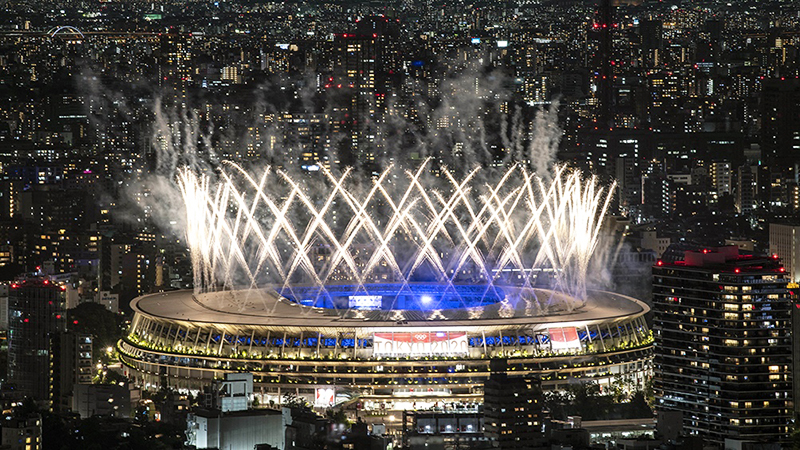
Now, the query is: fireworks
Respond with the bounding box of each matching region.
[178,159,615,309]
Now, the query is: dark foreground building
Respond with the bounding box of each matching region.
[653,246,792,446]
[483,360,546,449]
[7,279,66,405]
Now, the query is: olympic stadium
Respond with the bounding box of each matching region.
[118,162,654,411]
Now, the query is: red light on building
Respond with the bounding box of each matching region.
[23,318,29,323]
[73,320,79,325]
[56,315,62,319]
[780,267,785,272]
[734,268,740,274]
[773,254,779,260]
[10,284,17,289]
[656,260,663,266]
[43,280,49,285]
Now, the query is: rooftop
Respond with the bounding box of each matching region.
[130,286,648,332]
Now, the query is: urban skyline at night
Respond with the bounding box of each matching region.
[0,0,799,449]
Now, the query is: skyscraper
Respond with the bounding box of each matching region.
[761,79,800,165]
[7,279,66,405]
[652,246,792,445]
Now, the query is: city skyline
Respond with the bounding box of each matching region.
[0,0,799,449]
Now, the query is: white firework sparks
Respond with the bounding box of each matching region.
[178,159,615,309]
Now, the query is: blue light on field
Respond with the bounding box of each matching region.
[279,283,505,311]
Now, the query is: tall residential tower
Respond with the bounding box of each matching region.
[653,246,792,446]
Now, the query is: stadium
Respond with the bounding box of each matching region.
[119,285,652,409]
[118,162,654,411]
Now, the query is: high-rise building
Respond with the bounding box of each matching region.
[331,33,379,166]
[652,246,792,445]
[483,360,546,449]
[593,0,615,128]
[769,223,800,283]
[736,165,758,214]
[51,332,93,413]
[709,161,732,196]
[639,20,663,67]
[7,279,66,405]
[761,79,800,165]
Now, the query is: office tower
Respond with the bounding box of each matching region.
[639,19,663,67]
[7,279,66,405]
[653,246,792,445]
[595,0,614,128]
[483,360,546,449]
[761,79,800,165]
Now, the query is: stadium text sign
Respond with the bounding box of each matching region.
[373,331,468,356]
[348,295,382,309]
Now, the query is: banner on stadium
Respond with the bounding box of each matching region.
[373,331,468,356]
[315,387,335,407]
[548,327,581,350]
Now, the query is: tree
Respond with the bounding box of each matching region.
[564,382,612,421]
[283,392,310,410]
[67,302,125,359]
[626,391,653,419]
[325,408,350,426]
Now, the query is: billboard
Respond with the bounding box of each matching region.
[373,331,468,356]
[548,327,581,350]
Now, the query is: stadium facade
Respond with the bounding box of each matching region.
[118,284,653,409]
